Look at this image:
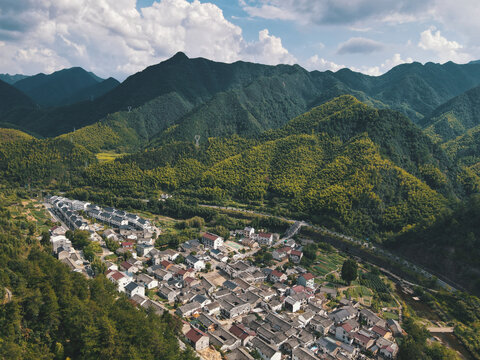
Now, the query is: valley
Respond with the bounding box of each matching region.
[2,53,480,360]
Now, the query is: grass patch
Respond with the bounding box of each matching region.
[96,151,128,163]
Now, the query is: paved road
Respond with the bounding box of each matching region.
[200,204,459,292]
[427,327,455,333]
[3,288,12,304]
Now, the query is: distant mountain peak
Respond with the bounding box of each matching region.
[168,51,189,63]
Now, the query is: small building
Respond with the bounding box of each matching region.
[289,250,303,263]
[250,337,281,360]
[158,285,178,303]
[257,232,273,246]
[284,296,301,313]
[185,327,209,351]
[297,273,315,288]
[125,282,145,298]
[269,270,287,283]
[202,232,224,249]
[136,273,158,290]
[185,255,205,271]
[176,301,202,317]
[243,227,255,237]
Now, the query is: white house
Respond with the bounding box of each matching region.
[125,282,145,298]
[202,232,224,249]
[136,274,158,290]
[185,255,205,271]
[298,273,315,288]
[284,296,301,312]
[50,235,72,254]
[107,271,131,292]
[257,232,273,246]
[243,227,255,237]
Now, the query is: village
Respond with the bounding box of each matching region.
[45,196,403,360]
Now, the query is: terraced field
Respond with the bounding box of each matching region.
[310,251,346,277]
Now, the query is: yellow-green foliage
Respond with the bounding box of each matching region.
[0,137,96,185]
[96,152,127,163]
[0,128,34,143]
[84,96,449,235]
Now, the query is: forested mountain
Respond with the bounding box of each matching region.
[62,77,120,105]
[5,54,480,151]
[0,73,29,85]
[423,85,480,143]
[336,61,480,123]
[389,195,480,294]
[13,67,109,108]
[0,129,96,187]
[83,97,448,236]
[0,80,35,116]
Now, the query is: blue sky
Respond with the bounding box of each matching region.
[0,0,478,79]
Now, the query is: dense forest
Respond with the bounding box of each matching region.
[0,129,96,187]
[0,188,197,360]
[389,195,480,294]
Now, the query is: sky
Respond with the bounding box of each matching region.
[0,0,479,80]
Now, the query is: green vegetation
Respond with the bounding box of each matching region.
[389,194,480,295]
[0,133,96,188]
[341,259,358,285]
[398,317,460,360]
[423,85,480,143]
[0,189,197,360]
[78,97,449,237]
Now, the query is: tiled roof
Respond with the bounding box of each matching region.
[301,272,314,280]
[203,232,220,241]
[186,328,207,343]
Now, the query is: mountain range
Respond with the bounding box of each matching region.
[1,54,480,293]
[3,53,480,148]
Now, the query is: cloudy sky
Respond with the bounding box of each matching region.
[0,0,478,80]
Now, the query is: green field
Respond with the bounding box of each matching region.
[310,251,346,277]
[96,151,128,163]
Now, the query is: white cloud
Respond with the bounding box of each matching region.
[304,53,412,76]
[242,29,297,65]
[304,55,346,72]
[241,0,431,26]
[337,37,384,55]
[0,0,295,79]
[353,53,413,76]
[418,27,472,63]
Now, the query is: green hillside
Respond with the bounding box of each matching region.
[266,95,454,193]
[0,134,96,187]
[389,195,480,295]
[83,97,448,236]
[0,80,35,116]
[6,55,480,152]
[0,128,33,143]
[423,85,480,143]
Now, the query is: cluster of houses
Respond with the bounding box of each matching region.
[233,227,278,248]
[48,225,90,275]
[45,198,401,359]
[101,231,400,359]
[177,260,401,360]
[47,196,156,232]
